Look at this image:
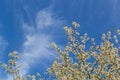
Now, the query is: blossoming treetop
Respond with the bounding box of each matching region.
[1,21,120,80]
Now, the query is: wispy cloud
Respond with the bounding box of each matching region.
[3,8,65,79]
[19,8,65,76]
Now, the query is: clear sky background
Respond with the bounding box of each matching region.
[0,0,120,79]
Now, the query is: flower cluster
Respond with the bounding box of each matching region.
[48,21,120,80]
[0,51,43,80]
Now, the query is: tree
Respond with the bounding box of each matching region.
[1,21,120,80]
[0,51,43,80]
[48,21,120,80]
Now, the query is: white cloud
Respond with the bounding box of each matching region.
[36,9,64,30]
[0,7,65,80]
[19,9,65,76]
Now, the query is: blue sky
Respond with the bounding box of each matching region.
[0,0,120,79]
